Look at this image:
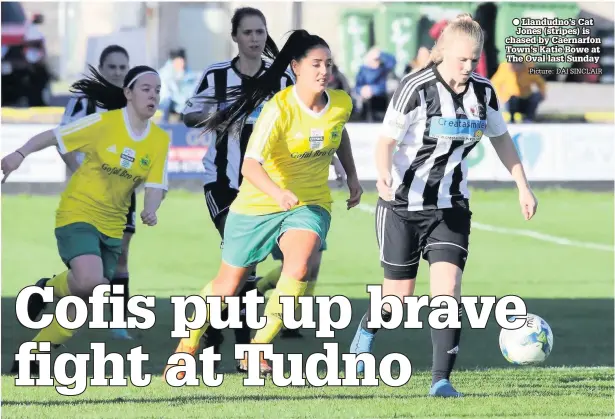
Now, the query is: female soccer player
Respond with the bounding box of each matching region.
[181,7,295,361]
[54,44,135,341]
[164,29,362,379]
[5,65,170,375]
[349,14,538,398]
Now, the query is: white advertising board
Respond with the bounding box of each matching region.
[1,122,612,185]
[1,124,66,183]
[342,123,615,182]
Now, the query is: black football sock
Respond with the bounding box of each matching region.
[109,273,129,321]
[360,308,392,334]
[431,305,463,385]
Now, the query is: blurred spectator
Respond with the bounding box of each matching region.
[354,47,397,121]
[491,62,546,123]
[158,48,199,123]
[474,2,500,78]
[328,63,351,95]
[405,46,431,75]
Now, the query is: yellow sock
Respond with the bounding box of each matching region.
[256,265,283,295]
[46,271,71,297]
[184,281,227,348]
[290,280,317,325]
[253,275,307,344]
[31,316,75,352]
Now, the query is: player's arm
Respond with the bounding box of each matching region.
[1,114,101,182]
[337,128,358,181]
[377,79,421,180]
[182,68,216,128]
[337,127,363,209]
[242,101,287,201]
[141,142,170,225]
[57,98,84,173]
[484,86,537,219]
[483,86,530,189]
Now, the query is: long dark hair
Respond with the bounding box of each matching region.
[231,7,279,61]
[201,29,329,141]
[69,65,158,110]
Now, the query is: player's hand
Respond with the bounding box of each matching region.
[346,176,363,210]
[140,210,158,226]
[376,173,393,201]
[275,189,299,211]
[1,151,25,183]
[519,186,538,220]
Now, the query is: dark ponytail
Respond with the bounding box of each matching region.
[263,34,279,62]
[70,64,159,111]
[201,30,329,141]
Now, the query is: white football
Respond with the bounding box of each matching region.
[499,313,554,365]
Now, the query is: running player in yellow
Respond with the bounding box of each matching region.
[52,44,135,341]
[3,65,170,375]
[164,30,362,379]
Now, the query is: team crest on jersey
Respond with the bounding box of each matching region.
[139,154,151,170]
[469,104,484,118]
[330,122,344,140]
[309,128,325,150]
[120,147,136,169]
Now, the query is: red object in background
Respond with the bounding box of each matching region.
[584,63,601,83]
[429,19,488,77]
[1,1,51,106]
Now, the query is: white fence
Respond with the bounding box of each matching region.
[2,123,614,185]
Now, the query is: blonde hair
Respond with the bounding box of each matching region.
[425,13,484,68]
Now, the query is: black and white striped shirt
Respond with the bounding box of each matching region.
[182,57,295,190]
[60,96,106,165]
[380,64,507,211]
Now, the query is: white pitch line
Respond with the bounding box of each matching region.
[356,204,614,253]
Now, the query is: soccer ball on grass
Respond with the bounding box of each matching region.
[499,313,553,365]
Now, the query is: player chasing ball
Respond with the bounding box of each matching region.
[181,7,299,366]
[164,29,362,379]
[38,44,136,341]
[3,65,171,375]
[349,14,538,397]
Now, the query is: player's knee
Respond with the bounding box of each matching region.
[382,277,416,298]
[281,262,309,281]
[427,254,465,298]
[71,273,107,296]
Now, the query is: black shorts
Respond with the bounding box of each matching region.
[375,198,471,280]
[124,192,136,234]
[203,183,238,239]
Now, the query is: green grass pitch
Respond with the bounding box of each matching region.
[1,188,613,418]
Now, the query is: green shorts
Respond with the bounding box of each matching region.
[55,222,123,280]
[222,205,331,268]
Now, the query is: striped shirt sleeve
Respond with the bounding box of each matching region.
[380,75,423,143]
[282,69,296,89]
[484,86,508,138]
[60,97,87,126]
[182,65,216,116]
[244,100,282,164]
[53,112,103,155]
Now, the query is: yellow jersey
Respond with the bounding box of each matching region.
[231,86,353,215]
[53,108,171,238]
